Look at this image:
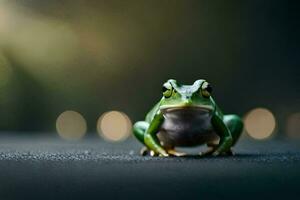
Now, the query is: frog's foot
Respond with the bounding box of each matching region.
[200,146,234,157]
[140,147,149,156]
[140,147,169,157]
[213,149,234,156]
[222,149,234,156]
[167,149,186,157]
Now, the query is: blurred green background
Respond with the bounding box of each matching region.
[0,0,299,138]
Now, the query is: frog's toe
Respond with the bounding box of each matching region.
[211,148,234,157]
[217,148,234,156]
[222,149,234,156]
[159,153,169,157]
[150,150,159,157]
[140,147,149,156]
[140,148,169,157]
[199,147,234,157]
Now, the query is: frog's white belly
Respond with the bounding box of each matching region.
[158,108,219,147]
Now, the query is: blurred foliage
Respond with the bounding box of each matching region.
[0,0,299,133]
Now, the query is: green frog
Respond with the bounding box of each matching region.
[133,79,243,157]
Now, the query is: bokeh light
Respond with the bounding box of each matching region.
[286,112,300,138]
[244,108,276,139]
[97,111,132,142]
[56,110,87,140]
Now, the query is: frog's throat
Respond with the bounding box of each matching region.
[160,105,213,113]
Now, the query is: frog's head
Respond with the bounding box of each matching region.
[159,79,215,113]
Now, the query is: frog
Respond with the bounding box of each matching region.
[133,79,243,157]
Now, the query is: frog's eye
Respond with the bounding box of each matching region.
[201,82,212,98]
[162,82,173,98]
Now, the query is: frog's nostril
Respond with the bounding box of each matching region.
[182,97,192,105]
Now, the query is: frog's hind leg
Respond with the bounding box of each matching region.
[223,114,244,146]
[216,114,243,155]
[202,115,243,156]
[133,121,150,156]
[203,140,234,156]
[133,121,148,143]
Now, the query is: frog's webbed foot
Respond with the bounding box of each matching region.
[200,146,234,157]
[140,147,149,156]
[140,147,156,156]
[212,149,234,156]
[140,147,169,157]
[224,149,234,156]
[167,149,186,157]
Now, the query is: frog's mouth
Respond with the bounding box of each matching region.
[160,105,213,114]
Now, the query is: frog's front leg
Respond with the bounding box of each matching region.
[133,114,168,157]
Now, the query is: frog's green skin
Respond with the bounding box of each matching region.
[133,79,243,157]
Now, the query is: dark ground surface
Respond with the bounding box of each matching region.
[0,134,299,200]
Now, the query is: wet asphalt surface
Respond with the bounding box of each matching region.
[0,134,299,200]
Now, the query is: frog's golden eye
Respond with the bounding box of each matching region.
[162,82,173,98]
[201,82,212,98]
